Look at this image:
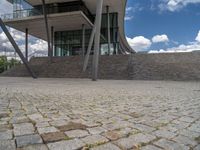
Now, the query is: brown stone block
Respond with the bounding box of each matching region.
[57,122,87,132]
[41,132,67,143]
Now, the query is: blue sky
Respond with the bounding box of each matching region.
[125,0,200,52]
[0,0,200,55]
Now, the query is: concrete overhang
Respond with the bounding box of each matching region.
[5,0,134,52]
[4,11,93,40]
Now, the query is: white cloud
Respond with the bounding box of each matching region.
[149,42,200,53]
[125,16,134,21]
[195,30,200,42]
[125,5,143,21]
[149,30,200,53]
[126,7,134,12]
[127,36,152,51]
[0,27,48,58]
[152,34,169,43]
[0,0,13,14]
[159,0,200,12]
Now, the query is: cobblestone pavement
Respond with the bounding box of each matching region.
[0,77,200,150]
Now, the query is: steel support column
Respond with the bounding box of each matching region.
[92,0,104,81]
[82,24,85,57]
[107,6,111,55]
[41,0,52,59]
[0,18,37,78]
[83,23,96,72]
[25,28,28,61]
[51,26,54,56]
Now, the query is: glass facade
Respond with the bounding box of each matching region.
[54,13,119,56]
[9,1,120,57]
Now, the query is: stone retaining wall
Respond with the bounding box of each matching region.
[128,52,200,80]
[1,52,200,80]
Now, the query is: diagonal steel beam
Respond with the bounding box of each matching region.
[92,0,104,81]
[41,0,52,60]
[0,18,37,79]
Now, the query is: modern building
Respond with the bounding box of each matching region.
[0,0,133,80]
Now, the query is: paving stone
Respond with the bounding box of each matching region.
[35,122,50,128]
[188,124,200,133]
[0,130,13,140]
[103,131,121,141]
[57,122,87,131]
[47,139,85,150]
[0,111,9,118]
[153,129,177,139]
[114,133,156,149]
[10,116,30,124]
[81,135,109,146]
[154,139,190,150]
[179,116,196,123]
[90,143,121,150]
[65,129,89,138]
[41,132,67,143]
[0,140,15,150]
[37,126,59,134]
[114,137,138,149]
[178,129,200,139]
[172,135,198,147]
[133,124,156,133]
[194,144,200,150]
[13,123,35,136]
[87,127,107,135]
[1,79,200,150]
[49,120,68,127]
[81,121,100,128]
[141,145,162,150]
[129,133,157,144]
[117,127,136,136]
[28,114,45,122]
[16,134,43,148]
[17,144,48,150]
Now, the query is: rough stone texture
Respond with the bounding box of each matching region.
[41,132,67,143]
[13,123,35,136]
[57,122,87,131]
[153,129,177,139]
[0,77,200,150]
[65,129,89,138]
[141,145,162,150]
[90,143,121,150]
[128,52,200,81]
[0,140,16,150]
[17,144,48,150]
[16,134,43,148]
[0,130,13,140]
[37,126,59,134]
[114,133,156,149]
[103,131,121,141]
[81,135,109,146]
[2,53,200,80]
[154,139,190,150]
[87,127,107,135]
[47,139,85,150]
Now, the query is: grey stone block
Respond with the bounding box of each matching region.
[16,134,43,148]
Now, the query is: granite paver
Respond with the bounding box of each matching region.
[0,77,199,150]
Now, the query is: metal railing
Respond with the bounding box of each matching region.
[0,5,94,23]
[0,9,42,21]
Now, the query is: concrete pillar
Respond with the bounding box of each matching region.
[51,26,54,57]
[92,0,104,81]
[83,22,96,72]
[107,6,111,55]
[82,24,85,57]
[42,0,51,59]
[25,28,28,61]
